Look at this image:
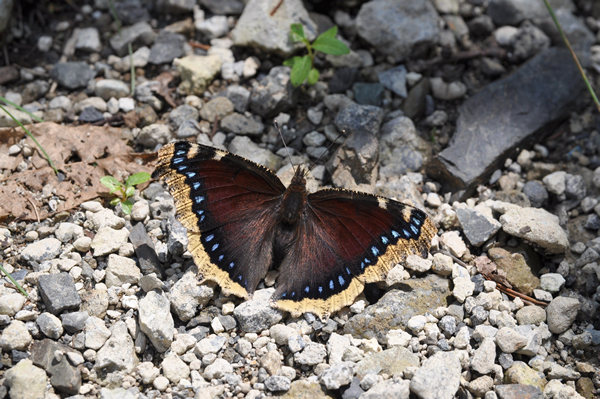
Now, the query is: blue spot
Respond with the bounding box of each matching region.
[175,149,186,156]
[281,292,287,298]
[195,196,204,204]
[413,218,422,226]
[229,262,235,269]
[360,261,365,270]
[173,157,184,164]
[197,209,204,215]
[193,182,201,190]
[200,215,205,222]
[177,165,188,171]
[237,275,242,281]
[346,267,351,275]
[318,286,323,294]
[218,254,224,262]
[205,234,214,242]
[291,291,296,298]
[243,279,248,287]
[211,243,219,252]
[403,229,410,238]
[186,171,196,178]
[381,236,389,245]
[329,280,334,290]
[371,246,380,256]
[410,225,419,235]
[338,275,345,286]
[391,230,400,238]
[304,286,310,293]
[364,258,371,264]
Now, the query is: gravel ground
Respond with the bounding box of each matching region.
[0,0,599,398]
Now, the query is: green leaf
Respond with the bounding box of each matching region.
[126,172,151,187]
[290,55,312,87]
[121,200,133,215]
[290,23,305,42]
[312,36,350,55]
[100,176,122,192]
[283,56,300,67]
[110,197,121,206]
[125,185,135,198]
[307,68,320,85]
[316,25,338,40]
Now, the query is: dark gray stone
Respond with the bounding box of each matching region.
[249,67,296,118]
[199,0,244,14]
[523,180,548,208]
[378,65,407,97]
[128,222,163,276]
[149,31,185,65]
[112,0,150,25]
[356,1,439,62]
[169,104,199,129]
[352,82,384,106]
[584,214,600,230]
[403,78,429,119]
[342,377,365,399]
[427,48,585,198]
[221,113,264,135]
[220,85,250,113]
[60,311,89,334]
[79,107,104,123]
[487,0,547,26]
[456,208,501,247]
[110,21,156,56]
[23,80,50,104]
[38,273,81,314]
[565,174,586,200]
[495,384,542,399]
[329,67,358,94]
[31,339,82,395]
[50,62,95,90]
[332,103,384,186]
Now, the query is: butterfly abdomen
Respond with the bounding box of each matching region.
[278,168,308,225]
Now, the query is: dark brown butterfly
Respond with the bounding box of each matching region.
[155,141,437,318]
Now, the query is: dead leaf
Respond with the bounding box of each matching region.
[0,122,155,221]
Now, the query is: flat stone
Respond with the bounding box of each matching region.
[355,346,419,379]
[91,226,130,257]
[344,274,450,343]
[491,201,569,254]
[30,339,82,395]
[169,270,214,322]
[456,207,501,246]
[38,272,81,314]
[294,342,327,366]
[95,321,138,374]
[20,237,61,264]
[505,361,547,391]
[128,222,162,276]
[356,1,439,62]
[428,48,585,198]
[50,62,95,89]
[109,21,156,56]
[95,79,130,100]
[495,384,543,399]
[410,351,461,399]
[488,247,540,296]
[280,381,333,399]
[174,54,222,95]
[105,254,141,287]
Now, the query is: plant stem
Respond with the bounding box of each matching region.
[0,264,28,297]
[543,0,600,113]
[0,103,58,174]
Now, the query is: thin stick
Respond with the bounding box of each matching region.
[270,0,284,16]
[26,197,40,223]
[494,283,548,307]
[274,122,296,174]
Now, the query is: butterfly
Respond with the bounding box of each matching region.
[154,141,437,318]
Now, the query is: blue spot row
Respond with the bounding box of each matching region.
[173,157,184,164]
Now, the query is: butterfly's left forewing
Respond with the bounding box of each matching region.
[155,141,286,298]
[274,188,437,318]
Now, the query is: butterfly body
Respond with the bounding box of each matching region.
[155,141,437,318]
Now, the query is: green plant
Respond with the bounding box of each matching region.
[284,23,350,87]
[100,172,150,215]
[0,263,28,297]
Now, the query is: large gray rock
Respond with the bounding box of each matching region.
[138,291,174,352]
[231,0,316,55]
[410,351,461,399]
[356,0,440,62]
[546,296,580,334]
[344,274,450,343]
[428,48,585,199]
[233,288,283,333]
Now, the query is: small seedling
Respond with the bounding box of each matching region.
[100,172,150,215]
[284,23,350,87]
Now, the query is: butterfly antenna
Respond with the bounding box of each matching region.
[274,121,297,175]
